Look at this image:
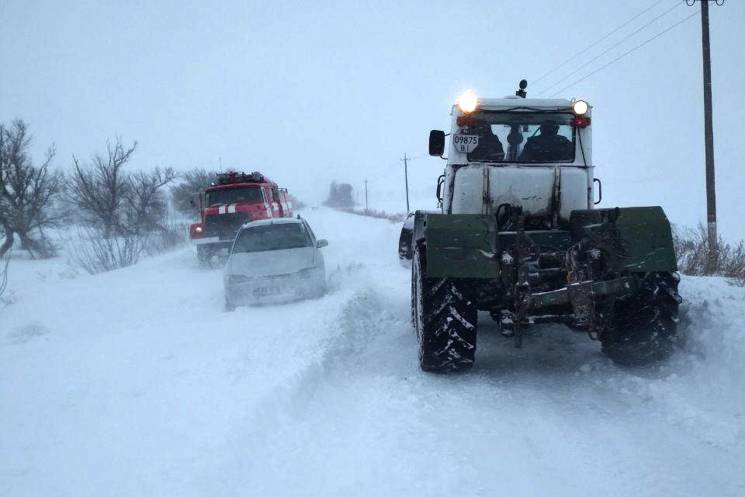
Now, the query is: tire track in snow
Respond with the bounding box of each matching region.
[191,272,410,496]
[210,277,745,497]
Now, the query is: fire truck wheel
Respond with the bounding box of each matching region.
[413,242,477,373]
[601,272,680,366]
[197,246,212,265]
[224,299,236,312]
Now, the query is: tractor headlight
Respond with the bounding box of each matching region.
[195,226,203,233]
[457,90,478,114]
[572,99,589,116]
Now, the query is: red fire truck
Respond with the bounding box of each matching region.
[189,171,293,262]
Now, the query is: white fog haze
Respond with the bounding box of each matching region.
[1,1,744,496]
[1,0,743,236]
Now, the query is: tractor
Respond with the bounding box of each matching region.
[410,81,681,373]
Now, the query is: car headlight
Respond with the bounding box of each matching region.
[298,267,317,279]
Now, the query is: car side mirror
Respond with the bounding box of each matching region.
[429,130,445,157]
[316,239,328,248]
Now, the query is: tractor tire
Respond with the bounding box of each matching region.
[601,272,680,366]
[410,259,418,328]
[413,242,477,373]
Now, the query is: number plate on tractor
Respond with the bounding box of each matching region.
[453,134,479,153]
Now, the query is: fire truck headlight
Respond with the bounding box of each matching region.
[457,90,478,114]
[572,99,589,116]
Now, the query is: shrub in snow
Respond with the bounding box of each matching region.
[144,218,189,255]
[70,227,146,274]
[674,224,745,285]
[66,139,178,273]
[0,120,63,259]
[339,207,405,222]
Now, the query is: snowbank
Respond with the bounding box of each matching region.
[1,208,743,497]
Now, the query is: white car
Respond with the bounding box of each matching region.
[223,217,327,308]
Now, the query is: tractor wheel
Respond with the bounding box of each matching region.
[601,272,681,366]
[410,259,418,328]
[413,242,477,373]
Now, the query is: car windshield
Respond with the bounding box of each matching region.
[205,186,264,206]
[233,223,312,253]
[458,111,576,163]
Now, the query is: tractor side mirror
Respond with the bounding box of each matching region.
[429,130,445,157]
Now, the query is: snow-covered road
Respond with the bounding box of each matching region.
[2,208,744,497]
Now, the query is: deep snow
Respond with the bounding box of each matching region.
[1,208,744,497]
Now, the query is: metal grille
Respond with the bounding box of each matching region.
[204,213,249,240]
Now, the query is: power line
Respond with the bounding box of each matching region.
[537,0,683,95]
[532,0,670,86]
[549,8,700,97]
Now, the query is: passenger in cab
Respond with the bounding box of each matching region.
[518,121,573,162]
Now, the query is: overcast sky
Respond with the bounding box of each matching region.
[1,0,743,238]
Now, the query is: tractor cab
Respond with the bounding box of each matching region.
[429,86,597,227]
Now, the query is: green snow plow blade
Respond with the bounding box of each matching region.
[419,213,499,279]
[419,206,677,279]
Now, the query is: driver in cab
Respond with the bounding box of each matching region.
[468,120,505,161]
[518,121,573,162]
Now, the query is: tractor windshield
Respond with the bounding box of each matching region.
[457,112,576,163]
[205,186,264,207]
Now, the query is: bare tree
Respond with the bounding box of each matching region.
[123,167,176,234]
[0,217,12,259]
[67,139,178,273]
[0,249,9,300]
[170,168,216,216]
[67,138,137,238]
[0,120,63,258]
[324,181,354,208]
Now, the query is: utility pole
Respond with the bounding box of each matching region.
[689,0,723,271]
[401,153,410,213]
[364,179,368,212]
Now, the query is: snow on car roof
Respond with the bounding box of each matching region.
[240,217,303,230]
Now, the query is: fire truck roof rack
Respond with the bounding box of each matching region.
[214,171,265,185]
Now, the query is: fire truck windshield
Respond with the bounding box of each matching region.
[205,186,264,207]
